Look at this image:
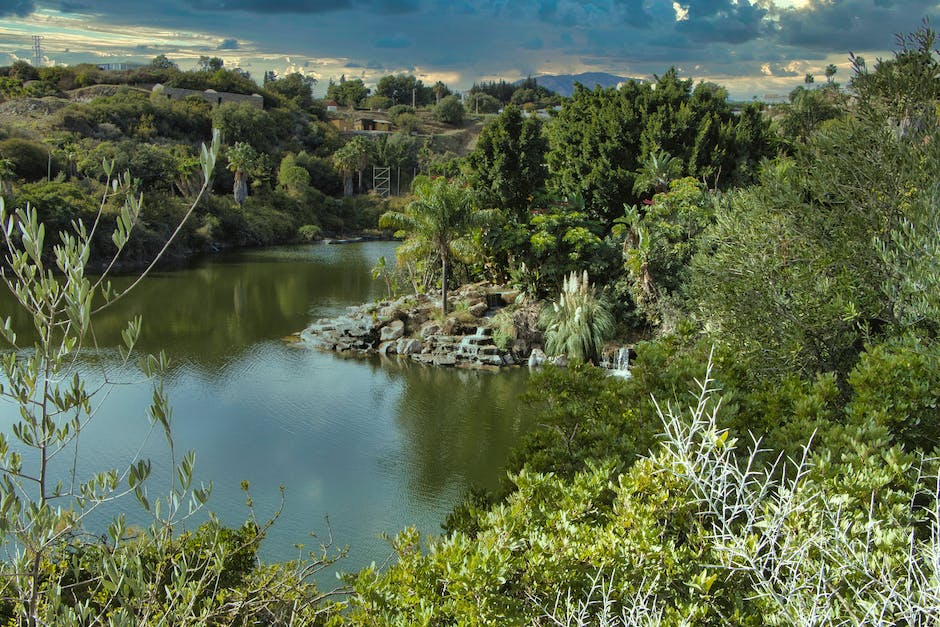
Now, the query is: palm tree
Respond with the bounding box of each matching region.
[226,142,261,205]
[332,137,371,196]
[633,149,681,197]
[379,176,492,315]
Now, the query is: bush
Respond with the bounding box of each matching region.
[393,113,420,135]
[387,104,415,122]
[0,137,49,181]
[298,224,322,241]
[540,271,614,364]
[434,95,464,125]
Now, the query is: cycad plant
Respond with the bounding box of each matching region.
[540,270,614,364]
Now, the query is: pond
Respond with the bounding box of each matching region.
[0,242,535,578]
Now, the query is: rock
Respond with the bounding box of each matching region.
[528,348,547,368]
[419,322,442,339]
[511,339,529,360]
[500,290,521,305]
[380,320,405,341]
[432,354,457,367]
[551,355,568,367]
[377,341,398,355]
[397,338,423,355]
[502,353,516,366]
[468,302,488,317]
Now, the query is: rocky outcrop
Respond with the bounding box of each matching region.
[297,284,539,370]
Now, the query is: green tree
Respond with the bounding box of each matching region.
[375,73,433,106]
[434,94,464,125]
[265,72,317,110]
[210,102,275,151]
[464,91,501,114]
[326,77,369,107]
[198,55,225,72]
[379,176,491,315]
[466,104,548,221]
[150,54,177,70]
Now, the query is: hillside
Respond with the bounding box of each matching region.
[529,72,640,96]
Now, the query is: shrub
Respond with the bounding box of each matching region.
[434,95,464,125]
[298,223,323,241]
[0,137,49,181]
[539,271,614,363]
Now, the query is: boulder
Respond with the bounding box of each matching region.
[380,320,405,341]
[468,302,488,317]
[432,354,457,367]
[528,348,547,368]
[397,338,423,355]
[500,290,521,305]
[419,322,442,339]
[551,355,568,367]
[377,341,398,355]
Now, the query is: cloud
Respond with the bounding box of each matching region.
[375,33,411,48]
[521,37,543,50]
[218,38,240,50]
[776,0,938,50]
[0,0,35,16]
[366,0,421,14]
[676,0,768,44]
[190,0,351,13]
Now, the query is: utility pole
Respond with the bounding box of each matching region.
[32,36,43,68]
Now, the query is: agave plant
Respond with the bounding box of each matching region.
[540,270,614,364]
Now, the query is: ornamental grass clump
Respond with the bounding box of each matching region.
[540,270,614,364]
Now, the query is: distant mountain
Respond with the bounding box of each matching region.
[526,72,641,96]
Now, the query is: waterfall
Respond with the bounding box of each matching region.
[610,346,632,378]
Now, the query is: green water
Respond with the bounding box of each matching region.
[0,242,533,575]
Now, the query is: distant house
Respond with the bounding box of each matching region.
[152,83,264,109]
[324,99,339,112]
[330,117,394,133]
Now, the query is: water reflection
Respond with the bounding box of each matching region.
[0,242,534,574]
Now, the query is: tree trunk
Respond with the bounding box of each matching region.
[233,170,247,205]
[343,174,353,197]
[441,253,448,316]
[357,168,363,194]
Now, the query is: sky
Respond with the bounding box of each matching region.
[0,0,937,100]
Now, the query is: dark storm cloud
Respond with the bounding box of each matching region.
[521,37,544,50]
[0,0,35,16]
[187,0,419,14]
[190,0,350,12]
[535,0,651,27]
[375,33,411,48]
[677,0,769,44]
[776,0,940,50]
[217,38,240,50]
[59,1,89,11]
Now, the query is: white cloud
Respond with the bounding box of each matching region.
[672,1,689,22]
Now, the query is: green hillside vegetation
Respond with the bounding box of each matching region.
[0,58,474,267]
[4,24,940,624]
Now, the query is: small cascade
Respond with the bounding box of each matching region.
[455,327,504,366]
[482,292,504,318]
[609,346,632,379]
